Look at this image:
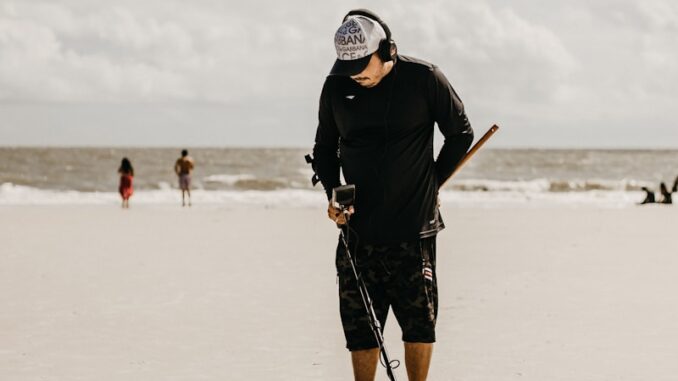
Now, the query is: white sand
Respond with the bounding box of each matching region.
[2,204,678,380]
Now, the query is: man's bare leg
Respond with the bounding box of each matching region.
[404,342,433,381]
[182,190,185,206]
[351,348,379,381]
[187,189,191,206]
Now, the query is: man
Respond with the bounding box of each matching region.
[174,149,194,207]
[312,9,474,381]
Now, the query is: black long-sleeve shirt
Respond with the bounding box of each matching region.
[313,55,473,245]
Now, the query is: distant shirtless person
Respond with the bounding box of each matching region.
[175,149,194,207]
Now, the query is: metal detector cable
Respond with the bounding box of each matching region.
[341,213,400,376]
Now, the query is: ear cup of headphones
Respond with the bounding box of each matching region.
[378,40,397,62]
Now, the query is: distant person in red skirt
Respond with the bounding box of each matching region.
[118,157,134,209]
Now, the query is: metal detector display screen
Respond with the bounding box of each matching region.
[332,184,355,208]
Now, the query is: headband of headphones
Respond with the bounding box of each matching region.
[342,9,396,62]
[343,9,392,41]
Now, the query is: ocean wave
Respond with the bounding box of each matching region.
[203,174,257,185]
[448,178,653,193]
[199,176,658,193]
[0,182,327,207]
[202,174,290,190]
[231,178,290,190]
[0,181,647,207]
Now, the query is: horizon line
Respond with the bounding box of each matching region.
[2,144,678,151]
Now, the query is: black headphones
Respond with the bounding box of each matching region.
[343,9,397,62]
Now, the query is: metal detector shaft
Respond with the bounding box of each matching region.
[442,124,500,188]
[340,222,398,381]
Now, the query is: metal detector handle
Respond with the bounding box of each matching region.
[441,124,499,188]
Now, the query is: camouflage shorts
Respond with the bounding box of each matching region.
[335,237,438,351]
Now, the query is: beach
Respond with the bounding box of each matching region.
[2,204,677,380]
[3,0,678,379]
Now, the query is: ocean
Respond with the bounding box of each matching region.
[1,148,677,207]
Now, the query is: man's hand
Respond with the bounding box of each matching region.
[327,203,355,225]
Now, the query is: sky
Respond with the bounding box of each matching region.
[0,0,677,148]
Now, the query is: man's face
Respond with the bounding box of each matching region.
[350,53,391,88]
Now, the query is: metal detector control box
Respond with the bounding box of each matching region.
[332,184,355,209]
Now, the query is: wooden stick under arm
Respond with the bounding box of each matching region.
[441,124,500,188]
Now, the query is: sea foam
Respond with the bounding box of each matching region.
[0,182,644,208]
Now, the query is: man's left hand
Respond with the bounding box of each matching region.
[327,203,355,226]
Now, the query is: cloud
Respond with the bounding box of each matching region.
[1,1,578,105]
[381,1,579,131]
[0,2,196,101]
[1,0,678,147]
[0,1,324,103]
